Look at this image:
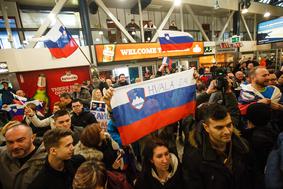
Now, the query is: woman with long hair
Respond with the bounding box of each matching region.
[92,89,104,101]
[134,137,183,189]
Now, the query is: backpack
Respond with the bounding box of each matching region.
[107,170,133,189]
[265,133,283,189]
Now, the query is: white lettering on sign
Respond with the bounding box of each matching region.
[120,48,158,56]
[51,86,74,96]
[60,72,78,82]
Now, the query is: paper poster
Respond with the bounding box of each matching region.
[90,100,108,122]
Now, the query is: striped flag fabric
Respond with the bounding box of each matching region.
[111,69,196,145]
[158,30,194,51]
[2,100,43,121]
[162,57,173,69]
[44,21,78,58]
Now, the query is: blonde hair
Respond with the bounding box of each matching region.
[1,121,31,136]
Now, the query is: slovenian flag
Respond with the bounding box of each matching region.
[162,57,173,69]
[2,100,43,121]
[111,69,196,145]
[158,30,194,51]
[44,22,78,58]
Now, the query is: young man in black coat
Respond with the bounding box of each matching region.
[182,103,252,189]
[71,99,97,127]
[28,128,85,189]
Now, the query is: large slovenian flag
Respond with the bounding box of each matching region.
[44,22,78,58]
[158,30,194,51]
[111,69,196,145]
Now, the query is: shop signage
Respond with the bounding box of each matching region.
[16,66,90,111]
[203,42,216,55]
[219,42,242,48]
[231,35,241,43]
[60,71,78,82]
[95,42,204,63]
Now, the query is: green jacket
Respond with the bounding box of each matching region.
[0,144,46,189]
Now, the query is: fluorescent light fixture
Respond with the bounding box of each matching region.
[174,0,181,6]
[241,8,248,14]
[98,31,103,35]
[264,11,271,18]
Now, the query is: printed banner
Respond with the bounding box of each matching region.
[111,69,196,145]
[95,42,203,63]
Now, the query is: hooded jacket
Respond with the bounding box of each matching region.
[182,125,252,189]
[0,144,46,189]
[134,153,183,189]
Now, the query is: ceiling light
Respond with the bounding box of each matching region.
[174,0,181,6]
[98,31,103,35]
[264,11,271,18]
[241,8,248,14]
[95,38,100,42]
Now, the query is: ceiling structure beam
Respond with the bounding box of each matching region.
[95,0,136,43]
[180,3,184,32]
[138,0,145,42]
[184,4,210,41]
[150,1,175,42]
[27,0,68,48]
[19,5,79,12]
[240,13,253,41]
[217,11,235,41]
[0,0,14,48]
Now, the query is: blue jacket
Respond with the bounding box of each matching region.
[0,87,14,105]
[265,133,283,189]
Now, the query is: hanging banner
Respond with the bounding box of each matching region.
[95,42,204,63]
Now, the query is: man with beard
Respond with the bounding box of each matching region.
[0,121,46,189]
[238,67,283,114]
[28,128,85,189]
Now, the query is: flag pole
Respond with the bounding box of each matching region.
[55,17,99,77]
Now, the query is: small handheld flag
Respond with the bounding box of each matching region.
[158,30,194,51]
[44,21,78,58]
[162,57,173,70]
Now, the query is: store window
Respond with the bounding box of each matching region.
[0,17,21,49]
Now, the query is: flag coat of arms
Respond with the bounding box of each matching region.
[158,30,194,51]
[44,22,78,58]
[111,69,196,145]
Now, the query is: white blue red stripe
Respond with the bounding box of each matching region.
[44,22,78,58]
[158,30,194,51]
[111,69,196,145]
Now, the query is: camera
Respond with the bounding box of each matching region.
[212,67,228,91]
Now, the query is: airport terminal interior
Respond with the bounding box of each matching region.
[1,0,283,189]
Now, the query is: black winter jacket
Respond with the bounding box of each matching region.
[182,128,252,189]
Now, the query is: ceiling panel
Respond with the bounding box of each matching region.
[5,0,138,8]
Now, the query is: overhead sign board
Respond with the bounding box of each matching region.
[95,42,204,63]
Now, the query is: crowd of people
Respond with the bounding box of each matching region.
[0,60,283,189]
